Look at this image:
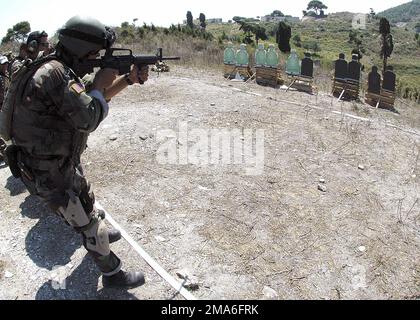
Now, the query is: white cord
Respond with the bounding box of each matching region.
[95,201,197,300]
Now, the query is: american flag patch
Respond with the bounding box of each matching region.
[69,81,85,95]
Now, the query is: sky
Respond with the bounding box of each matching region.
[0,0,411,36]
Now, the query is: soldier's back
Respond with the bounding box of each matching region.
[12,59,76,159]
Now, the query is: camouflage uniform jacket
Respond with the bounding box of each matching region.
[0,71,9,110]
[11,59,108,166]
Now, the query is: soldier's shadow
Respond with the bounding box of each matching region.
[22,196,138,300]
[35,255,139,300]
[22,195,81,270]
[5,175,27,196]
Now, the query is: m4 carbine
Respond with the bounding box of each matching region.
[77,48,180,82]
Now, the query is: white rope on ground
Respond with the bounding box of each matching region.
[330,110,372,122]
[231,87,262,96]
[95,201,197,301]
[384,124,420,137]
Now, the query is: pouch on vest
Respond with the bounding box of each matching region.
[4,144,21,178]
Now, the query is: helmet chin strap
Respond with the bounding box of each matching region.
[56,43,89,77]
[55,43,73,63]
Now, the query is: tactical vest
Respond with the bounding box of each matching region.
[0,58,45,141]
[1,57,88,167]
[0,73,9,108]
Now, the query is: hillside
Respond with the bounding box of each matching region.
[379,0,420,23]
[206,12,420,102]
[0,10,419,102]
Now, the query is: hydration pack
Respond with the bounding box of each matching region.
[0,56,56,141]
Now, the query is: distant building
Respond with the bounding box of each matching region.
[182,18,223,25]
[207,18,223,24]
[261,15,300,23]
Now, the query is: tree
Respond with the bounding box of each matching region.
[119,21,135,42]
[233,16,246,23]
[293,34,302,47]
[199,13,206,30]
[271,10,284,17]
[221,31,228,41]
[276,22,292,53]
[186,11,194,29]
[303,10,318,17]
[303,41,321,54]
[238,21,267,45]
[253,25,268,45]
[1,21,31,44]
[238,21,255,44]
[307,1,328,16]
[379,18,394,74]
[348,30,363,46]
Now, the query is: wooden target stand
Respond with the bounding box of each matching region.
[365,89,396,110]
[255,66,284,88]
[223,63,253,80]
[333,78,360,101]
[286,74,314,94]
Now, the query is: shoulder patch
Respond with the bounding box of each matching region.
[69,80,86,95]
[33,60,66,92]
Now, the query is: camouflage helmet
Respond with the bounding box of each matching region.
[58,16,115,58]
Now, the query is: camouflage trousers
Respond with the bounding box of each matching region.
[19,154,121,275]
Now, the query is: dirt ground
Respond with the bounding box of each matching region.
[0,66,419,300]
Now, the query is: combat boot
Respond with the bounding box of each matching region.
[108,228,122,244]
[102,270,145,289]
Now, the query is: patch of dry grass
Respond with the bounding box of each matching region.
[117,33,224,71]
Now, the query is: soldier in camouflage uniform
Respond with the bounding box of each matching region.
[11,31,52,76]
[10,43,28,76]
[0,55,10,161]
[7,16,148,288]
[0,55,9,107]
[4,51,15,76]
